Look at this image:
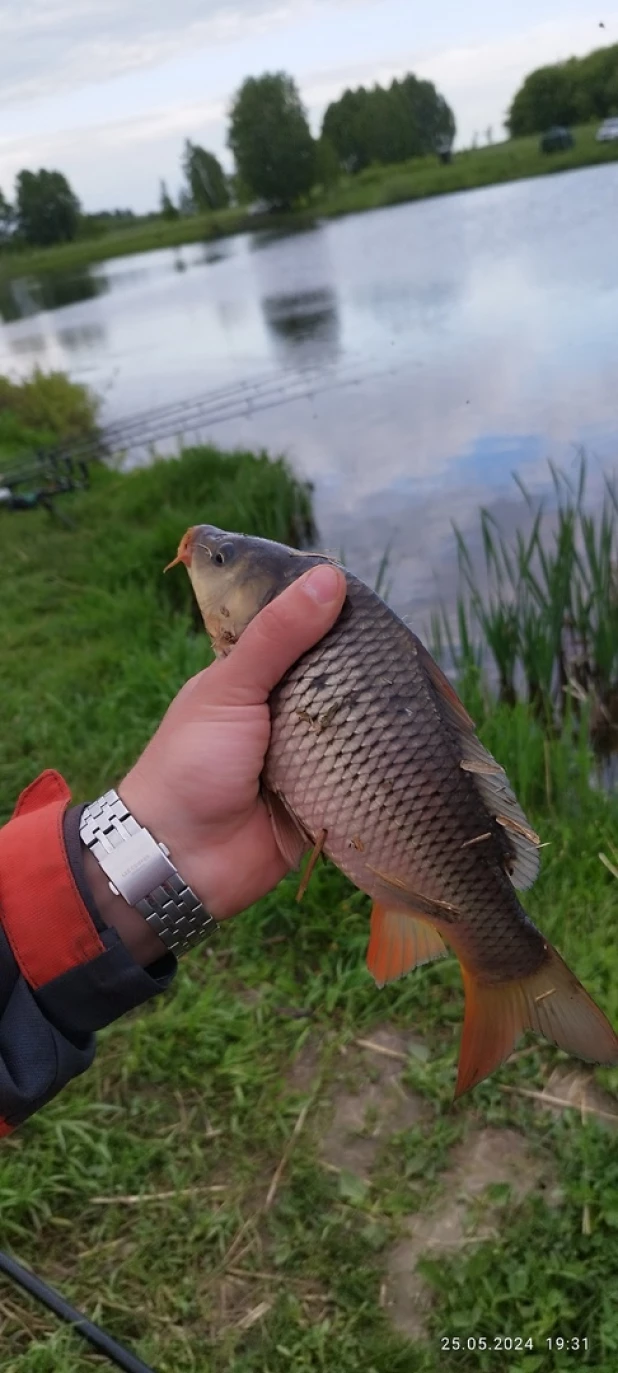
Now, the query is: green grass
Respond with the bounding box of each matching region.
[0,206,317,280]
[1,123,617,281]
[317,122,618,218]
[1,407,618,1369]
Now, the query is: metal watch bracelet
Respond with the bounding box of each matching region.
[79,790,218,957]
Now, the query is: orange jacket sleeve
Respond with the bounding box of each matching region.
[0,772,175,1135]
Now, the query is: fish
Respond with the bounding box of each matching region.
[166,524,618,1096]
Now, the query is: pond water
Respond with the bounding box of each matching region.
[1,163,618,624]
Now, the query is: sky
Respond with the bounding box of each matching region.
[0,1,615,214]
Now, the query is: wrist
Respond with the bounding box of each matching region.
[118,767,216,913]
[79,784,219,959]
[82,844,167,968]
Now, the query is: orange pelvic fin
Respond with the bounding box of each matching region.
[367,902,448,987]
[456,942,618,1098]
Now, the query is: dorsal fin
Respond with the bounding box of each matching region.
[414,638,541,891]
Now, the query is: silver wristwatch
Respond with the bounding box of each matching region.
[79,790,218,957]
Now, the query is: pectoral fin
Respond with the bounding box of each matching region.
[365,864,461,924]
[262,786,311,869]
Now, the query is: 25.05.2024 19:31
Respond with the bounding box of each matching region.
[440,1336,590,1353]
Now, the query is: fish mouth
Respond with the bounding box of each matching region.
[164,527,196,572]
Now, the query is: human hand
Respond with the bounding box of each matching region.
[85,562,346,963]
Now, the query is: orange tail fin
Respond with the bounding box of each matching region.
[456,943,618,1097]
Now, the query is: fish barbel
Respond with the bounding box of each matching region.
[167,525,618,1095]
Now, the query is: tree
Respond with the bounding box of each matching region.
[0,189,14,243]
[322,87,374,171]
[314,136,340,190]
[182,142,230,211]
[159,180,179,220]
[15,169,80,247]
[228,72,315,208]
[322,75,456,172]
[507,43,618,136]
[177,187,196,217]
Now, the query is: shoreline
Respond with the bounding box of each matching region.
[1,122,617,281]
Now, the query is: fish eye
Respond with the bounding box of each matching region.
[214,541,236,566]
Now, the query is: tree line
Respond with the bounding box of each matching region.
[0,170,80,248]
[508,42,618,136]
[162,72,455,216]
[0,69,455,248]
[4,41,615,250]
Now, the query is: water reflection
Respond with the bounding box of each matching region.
[357,277,463,335]
[262,288,340,366]
[202,246,229,265]
[249,221,320,252]
[215,298,250,331]
[57,323,106,354]
[0,265,108,322]
[8,332,47,355]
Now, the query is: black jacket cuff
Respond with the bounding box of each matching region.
[31,804,178,1037]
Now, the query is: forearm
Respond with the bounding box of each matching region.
[0,773,176,1135]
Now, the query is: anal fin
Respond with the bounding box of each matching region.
[367,903,448,987]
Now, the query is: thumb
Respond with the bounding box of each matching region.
[204,563,347,706]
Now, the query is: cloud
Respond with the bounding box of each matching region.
[302,16,618,142]
[1,5,616,209]
[415,19,605,137]
[0,101,230,208]
[0,0,314,107]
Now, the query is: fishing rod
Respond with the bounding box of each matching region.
[0,359,345,490]
[94,355,396,457]
[0,455,90,526]
[0,1251,156,1372]
[0,346,406,498]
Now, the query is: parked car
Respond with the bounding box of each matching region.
[540,126,575,154]
[596,117,618,143]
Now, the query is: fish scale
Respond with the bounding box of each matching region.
[266,573,540,976]
[175,524,618,1094]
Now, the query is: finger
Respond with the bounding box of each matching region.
[203,563,347,705]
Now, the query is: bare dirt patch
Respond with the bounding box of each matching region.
[286,1036,323,1093]
[384,1127,550,1341]
[319,1026,428,1176]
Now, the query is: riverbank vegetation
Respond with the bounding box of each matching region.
[431,458,618,766]
[1,121,617,285]
[508,41,618,136]
[1,378,618,1369]
[0,370,99,476]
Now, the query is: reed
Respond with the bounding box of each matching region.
[432,457,618,760]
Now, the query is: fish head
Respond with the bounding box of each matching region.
[166,524,327,656]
